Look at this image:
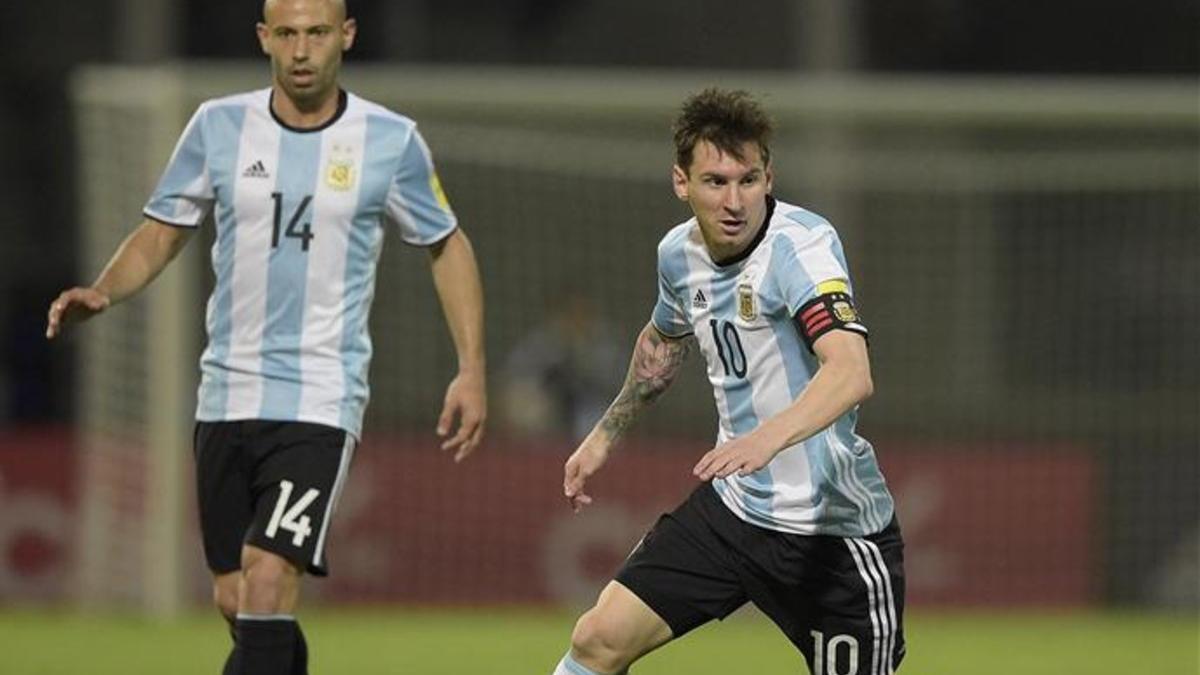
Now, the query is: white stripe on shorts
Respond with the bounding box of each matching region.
[312,433,356,568]
[861,538,899,674]
[846,537,898,675]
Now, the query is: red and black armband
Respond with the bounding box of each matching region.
[794,284,869,352]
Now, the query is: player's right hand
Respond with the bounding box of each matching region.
[564,440,609,513]
[46,287,111,339]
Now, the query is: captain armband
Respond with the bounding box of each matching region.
[794,280,869,352]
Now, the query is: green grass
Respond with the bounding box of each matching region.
[0,607,1196,674]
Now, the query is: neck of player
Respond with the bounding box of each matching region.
[709,215,768,265]
[272,85,340,129]
[708,227,756,263]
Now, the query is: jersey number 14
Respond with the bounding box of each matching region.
[271,192,314,252]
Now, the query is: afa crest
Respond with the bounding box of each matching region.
[737,283,757,321]
[325,144,356,191]
[326,159,355,191]
[833,300,858,323]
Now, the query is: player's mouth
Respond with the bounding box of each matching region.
[719,218,746,236]
[290,68,317,86]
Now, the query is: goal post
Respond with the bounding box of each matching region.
[72,67,196,616]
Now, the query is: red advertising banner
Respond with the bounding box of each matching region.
[0,431,1096,607]
[317,436,1098,607]
[0,429,75,602]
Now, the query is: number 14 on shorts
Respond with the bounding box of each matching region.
[266,480,321,547]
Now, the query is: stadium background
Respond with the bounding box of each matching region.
[0,1,1196,673]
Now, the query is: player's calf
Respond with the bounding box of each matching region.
[221,546,307,674]
[225,614,300,675]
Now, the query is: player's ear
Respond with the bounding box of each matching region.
[341,18,357,51]
[764,164,774,193]
[256,22,271,55]
[672,164,690,201]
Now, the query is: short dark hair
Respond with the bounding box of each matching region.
[673,88,773,171]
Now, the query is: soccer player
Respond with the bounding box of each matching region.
[45,1,486,673]
[552,88,905,675]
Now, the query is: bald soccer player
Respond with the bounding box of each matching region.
[47,2,487,672]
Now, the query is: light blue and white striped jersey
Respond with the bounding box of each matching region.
[145,88,457,439]
[652,198,894,537]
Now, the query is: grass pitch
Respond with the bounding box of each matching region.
[1,607,1195,674]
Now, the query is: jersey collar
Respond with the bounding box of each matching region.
[269,88,348,133]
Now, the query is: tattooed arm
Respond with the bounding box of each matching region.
[563,322,692,512]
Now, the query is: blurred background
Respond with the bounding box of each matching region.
[1,0,1197,672]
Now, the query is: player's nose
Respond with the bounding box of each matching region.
[724,185,744,212]
[293,35,310,59]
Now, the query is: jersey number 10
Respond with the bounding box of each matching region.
[709,319,748,379]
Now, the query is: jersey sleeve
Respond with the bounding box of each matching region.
[143,104,214,227]
[778,227,869,351]
[385,125,459,245]
[651,247,692,338]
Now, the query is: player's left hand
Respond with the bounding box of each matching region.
[437,368,486,462]
[692,435,779,482]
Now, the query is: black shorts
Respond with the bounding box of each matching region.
[194,420,356,577]
[615,483,906,675]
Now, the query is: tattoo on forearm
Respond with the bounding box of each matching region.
[599,327,692,441]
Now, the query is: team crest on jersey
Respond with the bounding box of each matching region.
[736,263,762,322]
[325,144,356,191]
[737,283,757,321]
[326,159,354,191]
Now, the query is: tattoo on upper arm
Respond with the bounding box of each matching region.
[599,327,693,440]
[632,328,691,391]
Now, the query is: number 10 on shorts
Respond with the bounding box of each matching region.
[811,630,860,675]
[266,480,321,547]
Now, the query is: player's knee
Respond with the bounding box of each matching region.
[240,550,300,613]
[570,610,635,672]
[211,573,239,623]
[212,582,238,623]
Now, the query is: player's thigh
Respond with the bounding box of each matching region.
[575,581,674,657]
[244,421,356,577]
[194,421,255,575]
[613,484,749,640]
[754,519,907,675]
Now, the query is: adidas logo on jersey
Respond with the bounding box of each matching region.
[692,289,708,309]
[242,160,270,179]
